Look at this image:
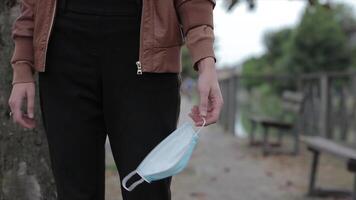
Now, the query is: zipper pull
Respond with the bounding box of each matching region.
[136,61,142,75]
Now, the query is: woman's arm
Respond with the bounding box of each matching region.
[175,0,216,70]
[8,0,37,129]
[175,0,223,126]
[10,0,36,85]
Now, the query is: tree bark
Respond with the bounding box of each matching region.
[0,1,56,199]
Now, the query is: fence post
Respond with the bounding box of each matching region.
[351,73,356,144]
[227,76,237,134]
[218,80,225,126]
[319,73,331,138]
[219,79,229,131]
[297,77,305,135]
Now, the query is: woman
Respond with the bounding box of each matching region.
[8,0,223,199]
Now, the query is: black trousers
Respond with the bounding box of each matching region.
[38,5,181,200]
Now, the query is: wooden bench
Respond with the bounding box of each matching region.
[249,91,304,155]
[302,136,356,200]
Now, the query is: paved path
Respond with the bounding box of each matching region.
[105,96,352,200]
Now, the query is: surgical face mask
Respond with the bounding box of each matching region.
[122,118,206,191]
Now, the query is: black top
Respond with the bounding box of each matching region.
[57,0,142,16]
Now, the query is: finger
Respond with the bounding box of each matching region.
[26,87,35,119]
[192,114,205,126]
[195,118,206,126]
[17,115,35,129]
[201,112,216,126]
[189,112,201,124]
[198,87,209,117]
[23,113,36,129]
[205,97,224,125]
[190,109,206,124]
[12,99,26,126]
[190,105,198,115]
[189,115,201,126]
[8,99,15,117]
[191,106,200,115]
[190,107,201,119]
[190,105,207,126]
[208,104,214,112]
[190,105,197,112]
[12,99,34,129]
[192,106,203,118]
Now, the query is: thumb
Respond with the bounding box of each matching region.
[199,88,209,117]
[26,87,35,119]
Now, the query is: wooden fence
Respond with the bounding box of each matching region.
[219,71,356,145]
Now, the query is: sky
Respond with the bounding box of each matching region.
[213,0,356,68]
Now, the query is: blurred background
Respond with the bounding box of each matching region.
[2,0,356,199]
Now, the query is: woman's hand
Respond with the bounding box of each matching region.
[189,57,224,127]
[8,82,36,129]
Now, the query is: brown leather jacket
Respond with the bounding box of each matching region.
[10,0,216,84]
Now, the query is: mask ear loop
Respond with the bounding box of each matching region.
[122,170,145,191]
[196,117,206,135]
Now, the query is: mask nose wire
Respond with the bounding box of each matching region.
[196,117,206,134]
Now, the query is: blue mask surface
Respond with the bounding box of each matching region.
[122,119,206,191]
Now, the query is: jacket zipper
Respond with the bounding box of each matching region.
[136,0,145,75]
[136,61,142,75]
[43,0,57,72]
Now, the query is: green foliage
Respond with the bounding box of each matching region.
[289,5,351,73]
[352,48,356,68]
[239,3,355,134]
[240,56,268,88]
[242,3,353,85]
[241,28,295,92]
[264,28,292,65]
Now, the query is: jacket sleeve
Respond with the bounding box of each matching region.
[10,0,36,85]
[175,0,216,71]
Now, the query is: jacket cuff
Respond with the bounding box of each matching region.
[12,61,35,85]
[185,25,216,71]
[10,37,34,65]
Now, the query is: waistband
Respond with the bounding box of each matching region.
[57,0,142,16]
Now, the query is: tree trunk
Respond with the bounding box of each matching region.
[0,1,56,199]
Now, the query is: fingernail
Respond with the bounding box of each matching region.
[29,113,34,118]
